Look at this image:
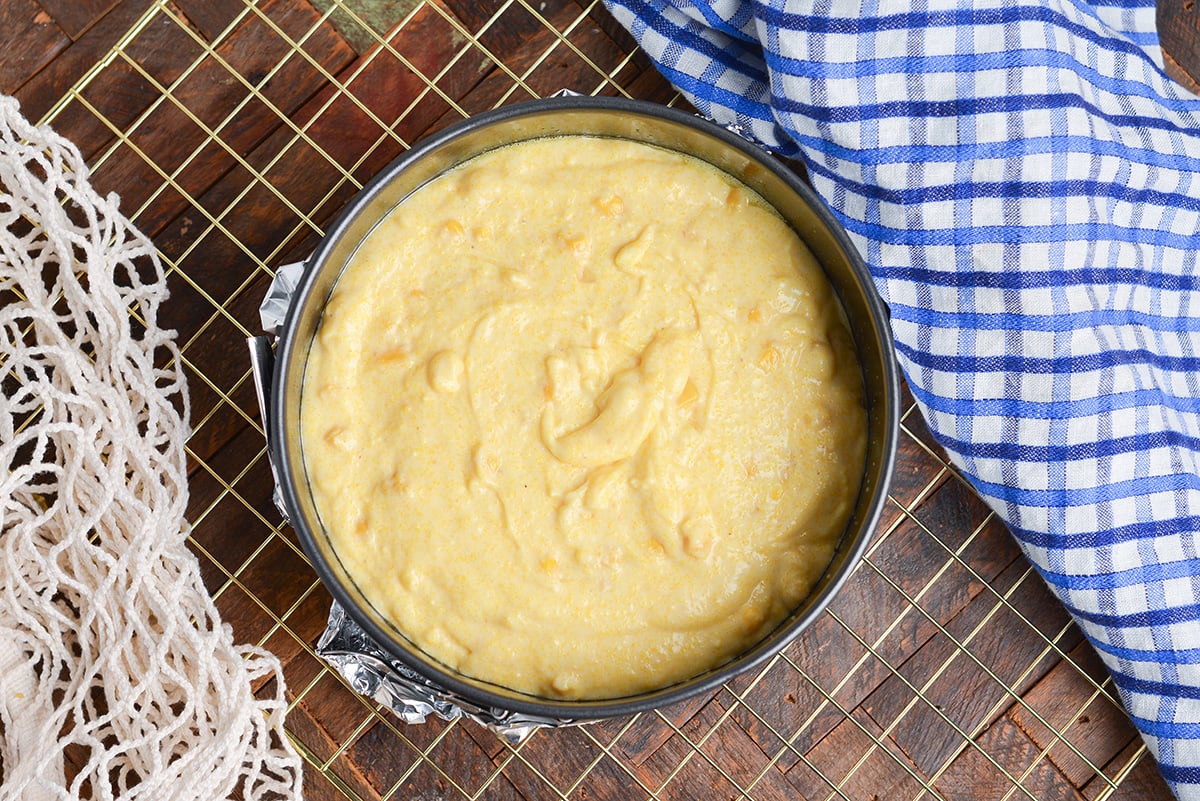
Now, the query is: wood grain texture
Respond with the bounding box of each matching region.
[1,2,1187,799]
[35,0,119,40]
[1159,0,1200,93]
[0,0,70,94]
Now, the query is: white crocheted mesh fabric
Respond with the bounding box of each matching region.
[0,96,303,800]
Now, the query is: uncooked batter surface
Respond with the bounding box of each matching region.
[301,136,866,699]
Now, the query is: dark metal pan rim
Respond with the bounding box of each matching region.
[270,95,900,720]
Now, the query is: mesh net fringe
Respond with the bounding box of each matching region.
[0,96,303,801]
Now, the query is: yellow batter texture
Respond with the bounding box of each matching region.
[301,136,867,700]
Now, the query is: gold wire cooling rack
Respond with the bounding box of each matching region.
[5,0,1175,798]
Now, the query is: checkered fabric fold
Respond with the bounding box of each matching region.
[601,0,1200,795]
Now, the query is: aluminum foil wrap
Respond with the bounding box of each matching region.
[257,259,306,337]
[254,261,578,744]
[316,603,574,744]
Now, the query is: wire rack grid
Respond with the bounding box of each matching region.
[11,0,1173,798]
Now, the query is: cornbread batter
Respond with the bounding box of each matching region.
[301,136,867,699]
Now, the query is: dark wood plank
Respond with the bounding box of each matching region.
[36,0,119,40]
[186,453,276,578]
[629,727,745,800]
[513,724,610,795]
[395,760,528,801]
[327,718,423,800]
[306,0,437,55]
[1010,641,1142,788]
[295,669,378,760]
[172,0,250,43]
[299,760,356,801]
[259,595,336,693]
[12,0,154,121]
[413,721,503,797]
[0,0,70,93]
[150,0,479,265]
[608,692,712,766]
[617,65,682,105]
[686,697,800,801]
[784,711,928,801]
[212,579,280,645]
[238,534,317,619]
[1084,741,1175,800]
[438,0,578,36]
[87,0,358,236]
[860,555,1083,778]
[555,755,657,801]
[289,0,487,180]
[935,714,1086,801]
[718,655,838,774]
[877,414,951,533]
[1159,0,1200,94]
[429,1,628,122]
[825,479,1020,677]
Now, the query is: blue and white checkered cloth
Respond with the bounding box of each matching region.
[601,0,1200,795]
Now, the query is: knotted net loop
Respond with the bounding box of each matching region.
[0,96,302,801]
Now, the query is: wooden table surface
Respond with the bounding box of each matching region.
[3,2,1195,799]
